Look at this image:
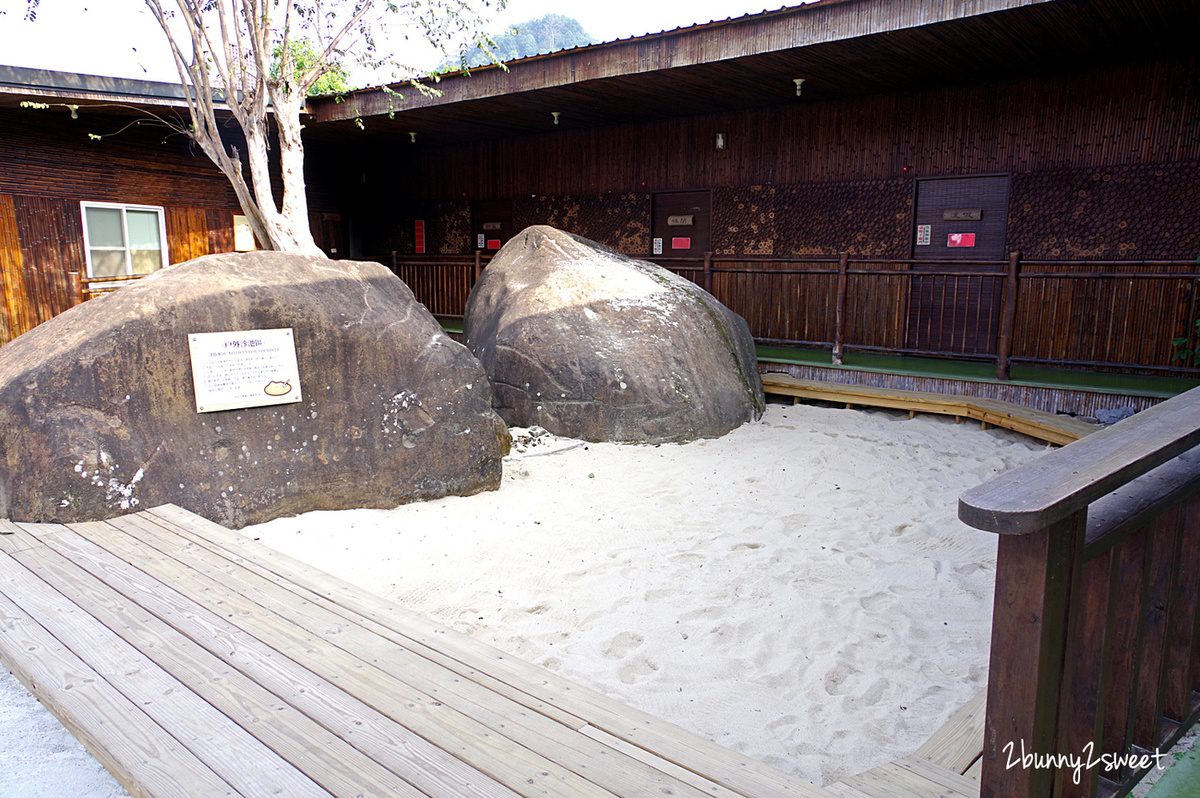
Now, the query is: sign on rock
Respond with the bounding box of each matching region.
[187,328,304,413]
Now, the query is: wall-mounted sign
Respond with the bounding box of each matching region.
[943,208,983,221]
[653,237,663,255]
[414,220,426,254]
[232,215,256,252]
[671,237,692,250]
[667,215,695,227]
[482,222,503,231]
[487,239,502,250]
[948,233,977,247]
[188,328,303,414]
[477,234,486,249]
[916,224,932,246]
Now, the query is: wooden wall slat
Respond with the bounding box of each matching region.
[0,194,35,345]
[397,57,1198,202]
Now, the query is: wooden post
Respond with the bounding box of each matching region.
[72,271,85,304]
[996,252,1021,380]
[474,250,483,284]
[832,252,849,366]
[703,252,713,294]
[980,510,1086,798]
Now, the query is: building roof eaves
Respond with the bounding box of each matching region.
[313,0,1051,123]
[0,64,232,111]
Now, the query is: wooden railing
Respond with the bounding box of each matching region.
[76,272,152,300]
[372,252,1200,378]
[960,387,1200,796]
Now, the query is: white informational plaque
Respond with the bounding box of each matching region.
[188,328,303,413]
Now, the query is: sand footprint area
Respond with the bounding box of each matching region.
[1,401,1051,793]
[240,400,1049,785]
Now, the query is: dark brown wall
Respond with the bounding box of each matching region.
[362,55,1199,261]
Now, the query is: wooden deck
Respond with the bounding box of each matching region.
[761,373,1099,445]
[0,504,985,798]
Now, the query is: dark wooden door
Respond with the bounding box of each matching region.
[907,175,1009,356]
[472,200,513,252]
[651,191,711,259]
[315,212,346,258]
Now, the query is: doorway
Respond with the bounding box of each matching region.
[651,191,711,259]
[472,200,513,252]
[907,175,1010,356]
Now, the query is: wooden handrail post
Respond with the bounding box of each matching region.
[703,251,713,293]
[980,510,1086,797]
[996,252,1021,380]
[474,250,482,284]
[832,251,849,366]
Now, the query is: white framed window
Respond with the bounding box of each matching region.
[80,202,169,279]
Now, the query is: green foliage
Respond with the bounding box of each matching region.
[271,39,352,96]
[1172,269,1200,367]
[448,14,595,70]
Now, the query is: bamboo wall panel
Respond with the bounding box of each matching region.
[845,269,910,352]
[0,194,35,346]
[1009,161,1200,260]
[166,207,234,264]
[513,193,652,255]
[12,195,82,328]
[396,57,1197,202]
[1010,266,1198,370]
[0,108,240,208]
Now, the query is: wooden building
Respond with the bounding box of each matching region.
[301,0,1200,414]
[0,66,345,346]
[1,0,1198,412]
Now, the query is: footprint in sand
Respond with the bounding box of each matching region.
[619,654,660,684]
[602,631,644,659]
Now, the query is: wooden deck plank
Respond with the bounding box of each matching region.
[0,552,242,798]
[0,518,40,553]
[836,756,980,798]
[102,512,728,798]
[9,537,432,798]
[579,724,751,798]
[913,689,986,774]
[51,519,607,798]
[143,505,589,731]
[32,519,518,798]
[1,544,335,798]
[761,373,1098,445]
[146,503,832,798]
[0,503,992,798]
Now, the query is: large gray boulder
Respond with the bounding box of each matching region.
[464,226,765,443]
[0,251,510,528]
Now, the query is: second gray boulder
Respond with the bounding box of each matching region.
[464,226,764,443]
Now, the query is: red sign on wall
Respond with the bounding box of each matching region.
[947,233,977,247]
[414,220,426,254]
[671,237,692,250]
[487,239,502,250]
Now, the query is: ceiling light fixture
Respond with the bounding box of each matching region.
[551,111,561,125]
[793,78,806,96]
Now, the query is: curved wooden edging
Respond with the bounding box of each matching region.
[760,373,1098,447]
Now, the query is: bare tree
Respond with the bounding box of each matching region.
[27,0,500,254]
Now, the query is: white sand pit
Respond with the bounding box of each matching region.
[242,401,1050,786]
[0,401,1051,793]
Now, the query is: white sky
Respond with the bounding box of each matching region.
[0,0,807,85]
